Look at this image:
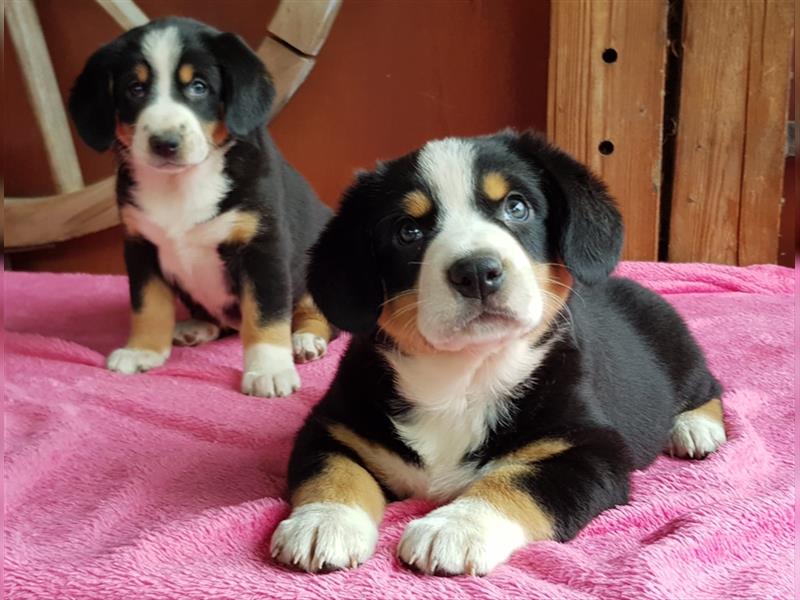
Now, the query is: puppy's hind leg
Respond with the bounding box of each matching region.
[291,294,333,363]
[173,319,221,346]
[667,398,727,459]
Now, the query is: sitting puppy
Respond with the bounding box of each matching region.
[68,17,332,397]
[270,131,726,574]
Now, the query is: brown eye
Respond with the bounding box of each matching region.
[503,192,530,221]
[396,220,423,245]
[127,81,147,99]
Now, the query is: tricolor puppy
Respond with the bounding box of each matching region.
[68,18,333,397]
[270,131,726,574]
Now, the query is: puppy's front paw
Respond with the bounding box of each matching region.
[242,344,300,397]
[292,332,327,363]
[668,412,726,459]
[398,499,526,576]
[107,347,168,374]
[271,503,378,572]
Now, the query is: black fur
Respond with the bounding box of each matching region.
[292,130,722,548]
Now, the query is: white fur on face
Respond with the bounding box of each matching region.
[134,26,210,169]
[416,139,544,352]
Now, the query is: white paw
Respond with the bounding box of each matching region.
[667,413,727,458]
[292,332,327,363]
[397,498,526,576]
[173,319,220,346]
[107,347,168,374]
[271,503,378,572]
[242,343,300,397]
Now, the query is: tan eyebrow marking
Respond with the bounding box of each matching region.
[403,190,432,218]
[134,64,149,83]
[178,64,194,85]
[483,172,510,201]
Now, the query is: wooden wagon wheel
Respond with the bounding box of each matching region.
[4,0,341,250]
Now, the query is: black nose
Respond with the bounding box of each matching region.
[149,134,180,158]
[447,255,505,300]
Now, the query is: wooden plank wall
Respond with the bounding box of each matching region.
[548,0,669,261]
[669,0,793,264]
[549,0,793,266]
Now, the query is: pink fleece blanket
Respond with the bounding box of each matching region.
[4,263,795,599]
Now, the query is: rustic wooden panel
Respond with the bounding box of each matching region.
[670,0,792,264]
[548,0,668,261]
[738,0,793,265]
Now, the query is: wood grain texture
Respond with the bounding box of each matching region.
[670,0,792,264]
[268,0,341,56]
[6,0,84,194]
[548,0,668,261]
[737,0,793,265]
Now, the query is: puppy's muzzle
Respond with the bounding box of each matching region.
[149,132,182,159]
[447,253,505,301]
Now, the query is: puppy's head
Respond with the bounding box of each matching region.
[68,17,273,171]
[308,131,623,354]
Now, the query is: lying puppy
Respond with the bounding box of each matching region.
[68,17,332,397]
[270,131,726,574]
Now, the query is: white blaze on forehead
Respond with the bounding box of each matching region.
[142,26,182,102]
[417,138,476,220]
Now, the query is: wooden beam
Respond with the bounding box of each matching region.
[6,0,84,194]
[548,0,668,261]
[268,0,341,56]
[5,178,119,249]
[257,36,316,119]
[669,0,792,265]
[94,0,148,31]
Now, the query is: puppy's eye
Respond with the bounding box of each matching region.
[187,79,208,97]
[127,82,147,99]
[503,192,530,221]
[396,220,424,245]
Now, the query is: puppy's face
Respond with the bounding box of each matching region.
[309,131,623,354]
[69,18,274,171]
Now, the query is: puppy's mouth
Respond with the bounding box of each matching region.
[425,303,534,351]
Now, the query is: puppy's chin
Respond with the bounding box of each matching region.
[133,152,209,173]
[422,309,539,353]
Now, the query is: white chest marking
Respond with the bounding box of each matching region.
[382,338,555,501]
[122,148,241,326]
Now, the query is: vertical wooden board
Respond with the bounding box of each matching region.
[669,1,750,264]
[548,0,668,261]
[738,0,793,265]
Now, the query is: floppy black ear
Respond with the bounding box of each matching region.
[68,39,122,152]
[210,33,275,137]
[511,131,623,285]
[307,174,384,334]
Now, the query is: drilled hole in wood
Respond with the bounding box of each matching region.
[598,140,615,155]
[602,48,618,63]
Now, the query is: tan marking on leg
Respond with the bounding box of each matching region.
[115,121,134,147]
[134,63,149,83]
[504,438,572,464]
[462,437,571,540]
[227,211,261,245]
[378,290,436,355]
[482,172,509,201]
[462,465,553,541]
[240,280,291,349]
[403,190,432,218]
[127,278,176,353]
[178,63,194,85]
[328,423,426,498]
[292,294,333,341]
[291,454,385,523]
[685,397,724,423]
